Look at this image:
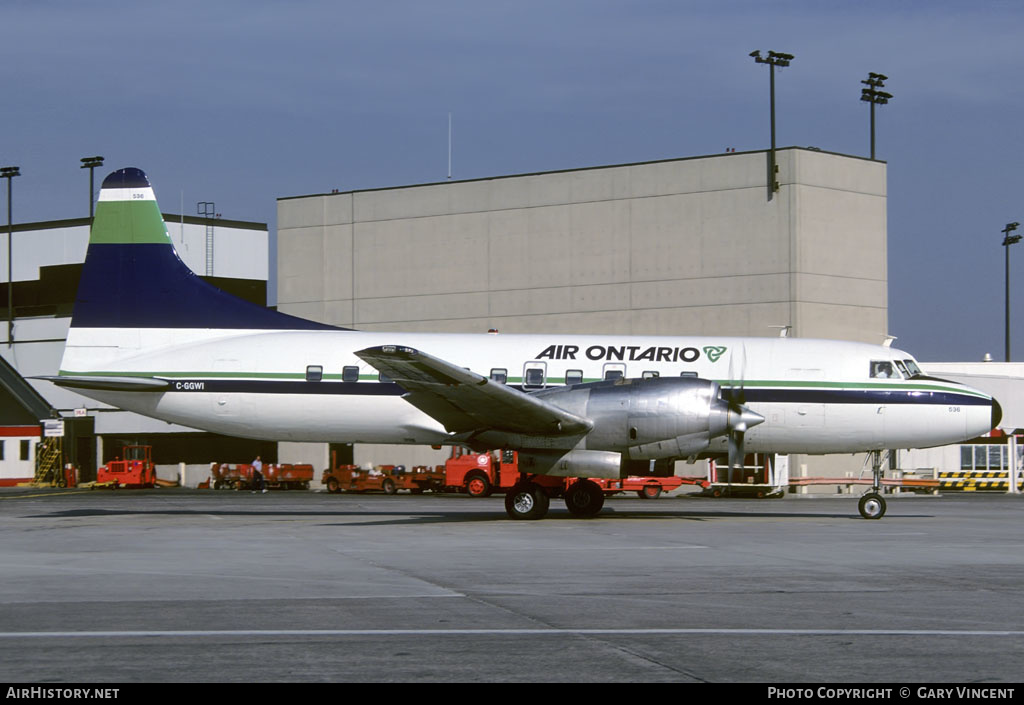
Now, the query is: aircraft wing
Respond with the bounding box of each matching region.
[355,345,592,438]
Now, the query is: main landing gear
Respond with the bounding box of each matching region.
[563,479,604,518]
[504,478,606,520]
[858,450,887,520]
[504,481,550,520]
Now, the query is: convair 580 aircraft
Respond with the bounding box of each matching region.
[49,168,1001,520]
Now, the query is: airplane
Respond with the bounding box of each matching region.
[44,167,1002,521]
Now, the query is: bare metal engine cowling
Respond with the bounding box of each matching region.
[534,376,733,460]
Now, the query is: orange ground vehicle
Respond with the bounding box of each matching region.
[97,445,156,488]
[322,464,444,494]
[588,475,698,499]
[442,448,528,497]
[441,447,699,498]
[211,462,314,490]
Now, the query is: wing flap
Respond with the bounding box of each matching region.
[355,345,592,437]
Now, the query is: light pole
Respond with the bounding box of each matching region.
[80,156,104,218]
[860,73,892,160]
[750,50,794,199]
[1003,222,1021,361]
[2,166,21,346]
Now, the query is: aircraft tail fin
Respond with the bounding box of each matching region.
[70,167,337,331]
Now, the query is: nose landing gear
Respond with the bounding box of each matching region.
[858,450,888,520]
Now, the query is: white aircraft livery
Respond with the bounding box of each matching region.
[49,168,1001,520]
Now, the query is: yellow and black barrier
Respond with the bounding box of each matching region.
[938,471,1022,492]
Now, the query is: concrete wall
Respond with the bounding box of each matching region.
[278,148,887,341]
[277,148,889,476]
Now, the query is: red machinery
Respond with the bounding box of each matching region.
[442,448,529,497]
[589,475,701,499]
[97,445,156,488]
[211,462,314,490]
[321,447,701,499]
[440,447,696,498]
[322,463,444,494]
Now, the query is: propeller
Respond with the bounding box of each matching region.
[724,343,764,485]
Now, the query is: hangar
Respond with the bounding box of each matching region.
[275,146,891,479]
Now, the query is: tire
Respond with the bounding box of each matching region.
[382,479,397,495]
[858,492,886,520]
[505,483,550,520]
[639,485,662,500]
[465,473,492,498]
[564,480,605,518]
[326,477,340,494]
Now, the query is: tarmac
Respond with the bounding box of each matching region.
[1,487,1022,683]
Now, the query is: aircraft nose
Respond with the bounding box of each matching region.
[991,397,1003,431]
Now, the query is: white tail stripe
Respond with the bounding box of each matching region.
[97,186,157,202]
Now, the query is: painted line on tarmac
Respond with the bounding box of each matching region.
[1,628,1022,639]
[0,490,94,500]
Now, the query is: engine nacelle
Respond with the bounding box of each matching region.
[517,449,623,479]
[535,376,732,460]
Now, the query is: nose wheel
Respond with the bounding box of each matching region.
[858,492,886,520]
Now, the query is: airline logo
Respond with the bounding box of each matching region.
[535,344,728,363]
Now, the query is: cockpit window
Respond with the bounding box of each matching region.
[870,360,897,379]
[893,360,909,378]
[903,359,923,377]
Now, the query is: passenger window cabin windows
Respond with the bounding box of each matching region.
[603,363,626,381]
[342,366,359,382]
[565,369,583,386]
[680,371,698,378]
[379,372,392,383]
[305,365,323,382]
[524,367,545,388]
[642,371,659,379]
[523,362,547,389]
[490,368,507,384]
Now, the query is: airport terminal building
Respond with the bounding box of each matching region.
[276,147,891,476]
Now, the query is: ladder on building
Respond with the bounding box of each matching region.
[33,436,63,486]
[197,201,215,276]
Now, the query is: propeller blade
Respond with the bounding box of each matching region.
[726,401,764,483]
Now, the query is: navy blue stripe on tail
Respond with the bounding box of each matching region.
[71,243,340,330]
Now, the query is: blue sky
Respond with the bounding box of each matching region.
[3,1,1023,361]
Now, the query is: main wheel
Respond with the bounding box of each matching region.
[465,473,492,498]
[564,480,605,518]
[505,483,550,520]
[858,492,886,520]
